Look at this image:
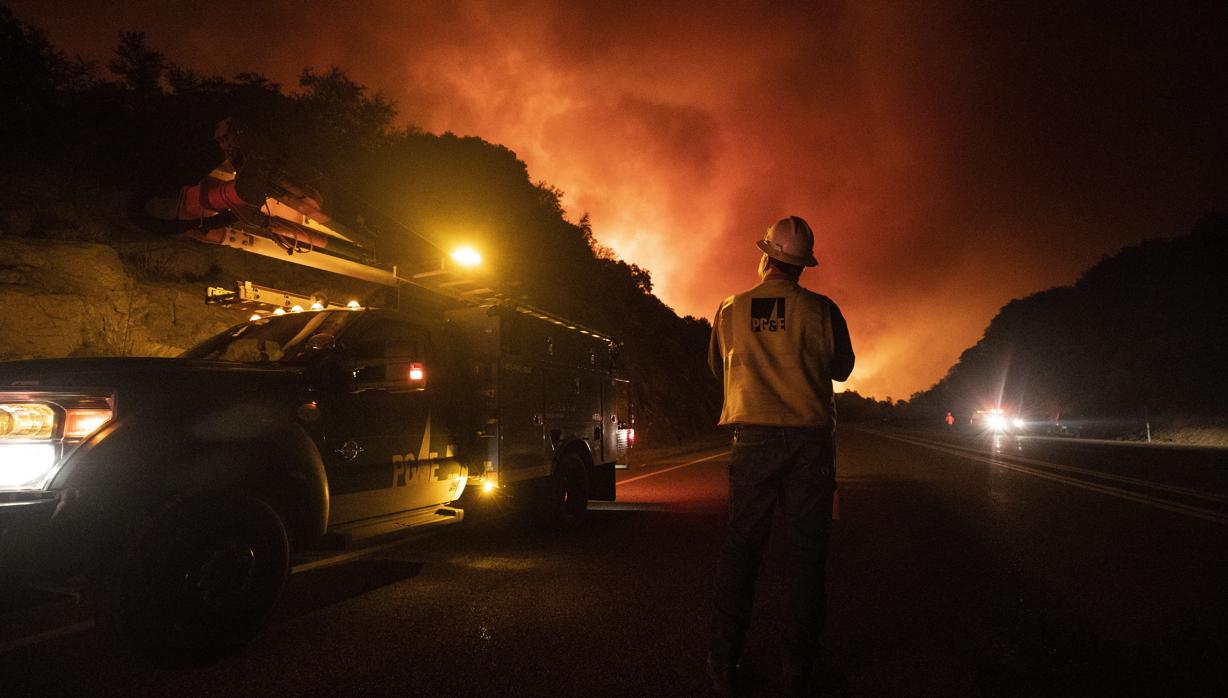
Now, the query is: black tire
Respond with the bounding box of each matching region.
[97,492,289,663]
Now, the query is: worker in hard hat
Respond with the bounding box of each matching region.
[706,215,854,696]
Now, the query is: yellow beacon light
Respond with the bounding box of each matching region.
[450,247,482,267]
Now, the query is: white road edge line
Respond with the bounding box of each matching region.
[619,450,731,485]
[874,431,1228,527]
[889,431,1228,505]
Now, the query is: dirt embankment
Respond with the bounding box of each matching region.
[0,236,369,361]
[0,238,229,359]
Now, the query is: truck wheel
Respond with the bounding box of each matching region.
[98,492,290,663]
[550,453,589,527]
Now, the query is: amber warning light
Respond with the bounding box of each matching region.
[449,247,481,267]
[63,408,113,439]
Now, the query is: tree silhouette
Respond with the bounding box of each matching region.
[108,31,164,94]
[297,66,395,145]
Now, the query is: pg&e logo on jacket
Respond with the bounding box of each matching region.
[751,297,786,332]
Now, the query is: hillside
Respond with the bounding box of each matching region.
[907,214,1228,440]
[0,8,721,444]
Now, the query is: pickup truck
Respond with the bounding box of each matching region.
[0,300,631,660]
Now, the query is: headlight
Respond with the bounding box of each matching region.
[0,403,57,440]
[1012,418,1025,429]
[0,396,114,491]
[0,443,58,489]
[985,414,1006,431]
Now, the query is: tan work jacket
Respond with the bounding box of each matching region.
[709,277,854,428]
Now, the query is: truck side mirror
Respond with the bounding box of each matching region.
[306,333,336,352]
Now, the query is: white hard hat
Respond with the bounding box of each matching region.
[756,216,818,267]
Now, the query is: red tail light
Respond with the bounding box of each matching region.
[408,362,425,382]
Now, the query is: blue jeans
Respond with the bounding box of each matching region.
[711,424,836,672]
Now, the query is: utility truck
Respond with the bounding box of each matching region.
[0,118,632,659]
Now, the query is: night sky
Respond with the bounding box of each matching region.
[10,1,1227,399]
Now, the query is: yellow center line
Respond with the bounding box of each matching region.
[619,450,731,485]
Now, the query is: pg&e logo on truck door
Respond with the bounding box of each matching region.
[751,297,786,333]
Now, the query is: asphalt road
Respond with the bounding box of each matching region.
[2,429,1226,696]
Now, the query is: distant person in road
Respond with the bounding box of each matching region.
[706,215,854,696]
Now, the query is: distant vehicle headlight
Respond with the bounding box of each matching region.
[985,414,1007,431]
[1012,418,1025,429]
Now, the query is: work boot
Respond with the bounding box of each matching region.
[705,653,740,696]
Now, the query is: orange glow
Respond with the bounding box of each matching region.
[63,408,113,439]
